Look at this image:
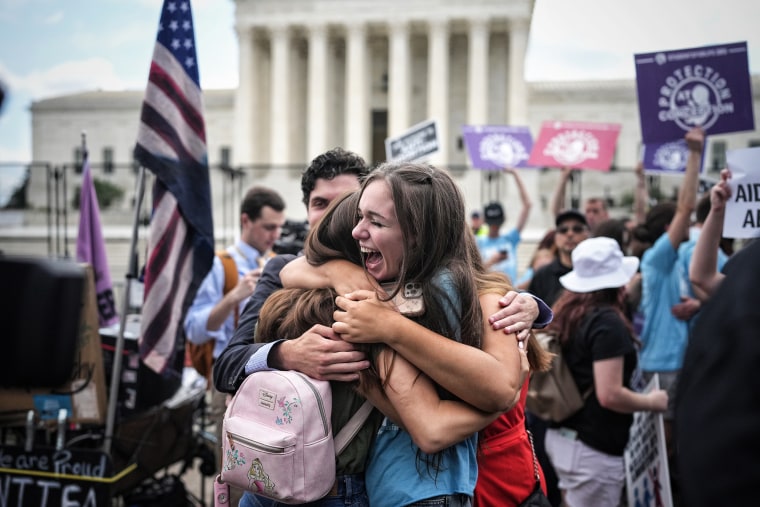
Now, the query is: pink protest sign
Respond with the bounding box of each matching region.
[528,120,621,171]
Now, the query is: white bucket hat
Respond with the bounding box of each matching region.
[559,237,639,293]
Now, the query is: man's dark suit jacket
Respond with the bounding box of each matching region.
[213,254,296,393]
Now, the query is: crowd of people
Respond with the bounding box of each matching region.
[182,126,751,507]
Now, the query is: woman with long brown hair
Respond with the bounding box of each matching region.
[282,162,553,506]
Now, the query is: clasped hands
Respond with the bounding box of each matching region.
[332,289,535,347]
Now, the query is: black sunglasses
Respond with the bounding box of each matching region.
[557,224,587,234]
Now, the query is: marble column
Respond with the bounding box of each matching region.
[307,23,328,159]
[427,18,450,166]
[507,18,540,231]
[508,18,529,125]
[234,25,254,166]
[345,23,370,159]
[270,24,290,166]
[388,20,411,137]
[467,17,489,125]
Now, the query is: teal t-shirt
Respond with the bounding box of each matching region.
[365,269,478,506]
[639,233,685,371]
[639,230,728,372]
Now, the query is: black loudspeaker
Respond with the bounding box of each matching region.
[0,256,85,388]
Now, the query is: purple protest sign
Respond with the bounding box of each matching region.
[642,139,706,175]
[635,41,754,143]
[642,140,689,174]
[461,125,534,169]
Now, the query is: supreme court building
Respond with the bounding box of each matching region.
[19,0,760,278]
[233,0,532,167]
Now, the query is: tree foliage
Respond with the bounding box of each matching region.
[2,170,29,209]
[72,178,124,210]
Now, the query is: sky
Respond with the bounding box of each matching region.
[1,0,759,203]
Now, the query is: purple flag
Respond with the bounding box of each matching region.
[76,158,119,327]
[635,41,755,143]
[462,125,535,169]
[134,0,214,374]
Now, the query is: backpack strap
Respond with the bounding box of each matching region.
[334,400,374,456]
[216,250,239,325]
[186,250,239,382]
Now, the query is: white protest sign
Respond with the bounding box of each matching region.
[385,119,439,163]
[624,374,673,507]
[725,146,760,239]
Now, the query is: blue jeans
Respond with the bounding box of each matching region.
[238,474,369,507]
[408,494,472,506]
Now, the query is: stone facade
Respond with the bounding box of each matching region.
[5,0,760,306]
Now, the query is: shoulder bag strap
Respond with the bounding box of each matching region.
[526,429,541,483]
[334,400,374,456]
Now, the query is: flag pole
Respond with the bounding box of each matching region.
[103,164,147,454]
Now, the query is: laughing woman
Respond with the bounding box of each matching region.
[293,184,554,507]
[281,162,544,506]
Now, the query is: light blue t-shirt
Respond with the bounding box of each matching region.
[676,228,728,330]
[476,228,521,284]
[365,270,478,507]
[639,233,686,372]
[639,229,727,372]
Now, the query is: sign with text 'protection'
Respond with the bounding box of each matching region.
[462,125,535,169]
[528,121,621,171]
[635,41,754,143]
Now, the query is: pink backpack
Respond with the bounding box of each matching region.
[215,370,371,505]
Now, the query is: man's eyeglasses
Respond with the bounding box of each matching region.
[557,224,587,234]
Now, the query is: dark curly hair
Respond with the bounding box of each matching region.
[300,147,369,207]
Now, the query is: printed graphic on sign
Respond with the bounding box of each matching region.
[724,146,760,239]
[385,119,439,163]
[642,140,690,174]
[462,125,534,169]
[635,41,754,142]
[528,121,621,171]
[624,375,673,507]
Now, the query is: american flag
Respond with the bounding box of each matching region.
[134,0,214,374]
